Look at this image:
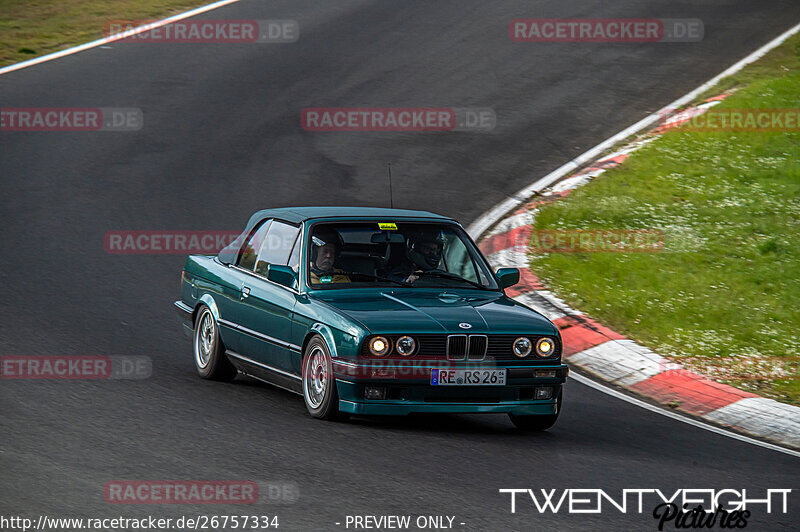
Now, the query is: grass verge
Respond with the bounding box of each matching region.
[530,33,800,404]
[0,0,211,67]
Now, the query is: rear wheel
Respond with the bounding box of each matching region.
[509,388,562,431]
[193,305,237,381]
[302,336,346,420]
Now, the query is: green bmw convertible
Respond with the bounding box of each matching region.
[174,207,567,430]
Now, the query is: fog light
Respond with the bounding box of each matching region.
[535,369,557,378]
[364,386,386,400]
[535,386,553,400]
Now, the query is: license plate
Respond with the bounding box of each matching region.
[431,368,506,386]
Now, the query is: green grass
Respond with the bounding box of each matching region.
[530,33,800,404]
[0,0,209,67]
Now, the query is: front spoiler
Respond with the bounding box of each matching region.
[338,398,558,416]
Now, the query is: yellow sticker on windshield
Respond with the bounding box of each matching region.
[379,222,398,230]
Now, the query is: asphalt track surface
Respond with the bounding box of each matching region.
[2,1,800,530]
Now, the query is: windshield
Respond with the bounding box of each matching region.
[306,221,498,290]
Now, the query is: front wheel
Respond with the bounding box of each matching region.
[193,305,237,381]
[509,388,562,431]
[302,336,346,420]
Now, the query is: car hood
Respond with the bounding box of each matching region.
[314,290,557,335]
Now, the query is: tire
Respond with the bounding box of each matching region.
[193,305,237,381]
[509,388,562,431]
[302,336,346,420]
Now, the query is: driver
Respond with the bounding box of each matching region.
[390,230,445,284]
[309,227,351,285]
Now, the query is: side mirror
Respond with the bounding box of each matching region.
[495,267,520,289]
[267,264,298,289]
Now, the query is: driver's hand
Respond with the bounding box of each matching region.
[404,270,423,283]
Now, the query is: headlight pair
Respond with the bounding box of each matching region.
[368,335,416,357]
[513,336,555,358]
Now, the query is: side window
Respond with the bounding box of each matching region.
[255,221,300,275]
[287,232,301,272]
[218,229,247,264]
[238,219,271,270]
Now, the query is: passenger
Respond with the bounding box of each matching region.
[390,230,445,284]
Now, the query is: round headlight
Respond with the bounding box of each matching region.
[536,337,555,357]
[395,336,416,356]
[369,336,390,357]
[513,337,532,357]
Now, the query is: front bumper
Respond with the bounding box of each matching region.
[174,300,193,339]
[338,396,560,416]
[333,359,567,416]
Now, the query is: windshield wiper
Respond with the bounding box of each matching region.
[416,270,489,290]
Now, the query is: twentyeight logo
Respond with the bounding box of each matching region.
[499,489,791,514]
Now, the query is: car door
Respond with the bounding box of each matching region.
[212,218,271,354]
[234,220,301,373]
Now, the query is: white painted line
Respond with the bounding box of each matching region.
[570,372,800,458]
[467,20,800,239]
[0,0,245,76]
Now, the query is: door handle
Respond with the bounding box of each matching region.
[241,285,251,299]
